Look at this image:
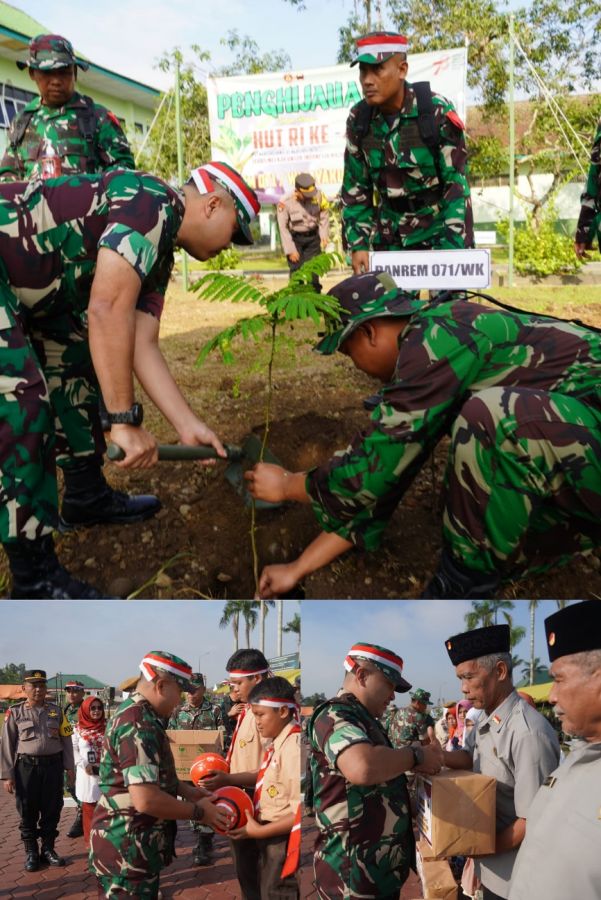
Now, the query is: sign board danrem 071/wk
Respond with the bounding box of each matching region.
[370,249,491,291]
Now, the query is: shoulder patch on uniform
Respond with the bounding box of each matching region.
[446,110,465,131]
[106,110,122,129]
[277,202,285,212]
[5,707,10,718]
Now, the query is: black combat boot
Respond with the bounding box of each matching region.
[421,549,500,599]
[24,840,39,872]
[59,457,161,530]
[67,806,84,838]
[4,534,106,599]
[40,843,65,866]
[192,833,212,866]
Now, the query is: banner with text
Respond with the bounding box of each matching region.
[207,47,467,204]
[370,249,491,290]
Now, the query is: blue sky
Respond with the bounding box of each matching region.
[301,600,564,702]
[0,600,299,689]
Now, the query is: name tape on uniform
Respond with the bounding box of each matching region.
[370,249,491,290]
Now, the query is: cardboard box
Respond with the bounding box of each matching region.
[416,768,496,858]
[416,841,458,900]
[166,729,223,779]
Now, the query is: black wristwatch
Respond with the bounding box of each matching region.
[106,403,144,427]
[410,745,424,769]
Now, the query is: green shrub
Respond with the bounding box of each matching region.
[205,247,242,271]
[497,207,583,278]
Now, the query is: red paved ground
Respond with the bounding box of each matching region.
[0,792,315,899]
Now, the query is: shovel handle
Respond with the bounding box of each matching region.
[107,442,242,462]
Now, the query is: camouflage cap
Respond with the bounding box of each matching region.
[445,625,510,667]
[186,672,206,691]
[315,271,421,355]
[351,31,409,67]
[24,669,47,683]
[295,172,317,198]
[544,601,601,663]
[344,642,412,693]
[17,34,89,72]
[410,688,432,705]
[190,161,260,246]
[139,651,193,689]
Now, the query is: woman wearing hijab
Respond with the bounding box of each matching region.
[73,696,106,841]
[455,699,473,747]
[444,706,460,751]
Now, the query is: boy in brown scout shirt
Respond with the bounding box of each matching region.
[203,649,270,899]
[230,677,301,900]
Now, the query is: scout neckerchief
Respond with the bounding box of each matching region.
[281,803,302,878]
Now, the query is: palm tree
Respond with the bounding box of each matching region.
[528,600,539,686]
[219,601,240,652]
[465,599,525,652]
[520,657,548,685]
[239,601,259,648]
[283,612,301,653]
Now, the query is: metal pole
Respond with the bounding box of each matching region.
[277,601,283,656]
[508,14,515,288]
[260,601,265,654]
[174,54,189,292]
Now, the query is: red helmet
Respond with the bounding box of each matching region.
[189,753,229,785]
[211,786,254,834]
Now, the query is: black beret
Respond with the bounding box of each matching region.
[445,624,510,666]
[545,601,601,662]
[24,669,47,682]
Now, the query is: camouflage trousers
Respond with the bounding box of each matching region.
[90,819,172,898]
[443,387,601,576]
[0,281,105,542]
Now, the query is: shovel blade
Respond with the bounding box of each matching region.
[224,433,285,509]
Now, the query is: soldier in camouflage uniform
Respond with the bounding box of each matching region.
[167,673,224,866]
[575,117,601,258]
[307,642,442,899]
[342,32,473,276]
[0,34,162,537]
[0,161,260,598]
[63,680,86,838]
[246,271,601,599]
[89,650,229,898]
[386,688,434,748]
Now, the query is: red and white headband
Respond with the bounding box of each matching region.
[227,667,270,679]
[191,162,260,222]
[356,34,409,55]
[140,653,192,683]
[344,643,404,678]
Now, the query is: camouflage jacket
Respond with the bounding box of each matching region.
[342,84,473,252]
[386,705,435,747]
[64,701,83,727]
[167,698,223,731]
[306,297,601,550]
[308,692,414,898]
[89,691,179,881]
[575,118,601,249]
[0,169,184,323]
[0,92,134,182]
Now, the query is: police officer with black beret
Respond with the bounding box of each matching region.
[0,669,75,871]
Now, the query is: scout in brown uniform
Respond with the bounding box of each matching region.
[276,173,330,277]
[0,669,75,871]
[230,677,302,900]
[203,649,270,900]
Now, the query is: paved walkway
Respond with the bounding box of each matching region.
[0,792,315,899]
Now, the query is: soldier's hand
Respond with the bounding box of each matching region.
[574,242,589,260]
[201,797,236,832]
[3,779,15,794]
[244,463,290,503]
[109,424,157,469]
[257,563,301,599]
[201,771,230,790]
[288,251,300,263]
[351,250,370,275]
[178,418,227,465]
[413,730,444,775]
